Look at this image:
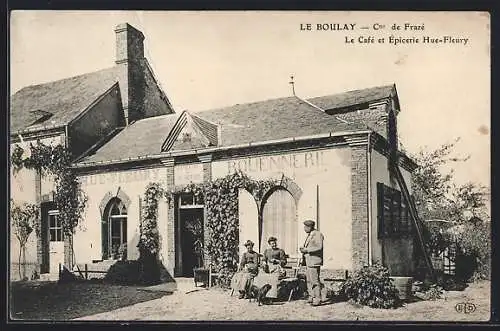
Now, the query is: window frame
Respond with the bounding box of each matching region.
[377,182,412,239]
[48,209,63,242]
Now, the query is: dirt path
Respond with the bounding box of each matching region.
[75,281,490,321]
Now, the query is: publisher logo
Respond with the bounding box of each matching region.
[455,302,476,314]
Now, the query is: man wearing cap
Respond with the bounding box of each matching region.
[299,220,324,306]
[231,240,260,299]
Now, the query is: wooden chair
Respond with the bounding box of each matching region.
[280,255,305,302]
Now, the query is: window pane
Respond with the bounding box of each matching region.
[111,204,120,216]
[49,215,55,228]
[111,219,121,236]
[121,220,127,244]
[50,229,55,241]
[180,194,193,205]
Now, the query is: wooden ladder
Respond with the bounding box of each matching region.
[390,161,436,281]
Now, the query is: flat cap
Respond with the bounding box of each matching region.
[303,220,315,227]
[268,236,277,243]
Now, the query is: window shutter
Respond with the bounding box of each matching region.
[400,197,409,237]
[383,186,393,237]
[392,189,401,236]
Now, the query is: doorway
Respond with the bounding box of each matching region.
[175,193,204,277]
[40,202,64,274]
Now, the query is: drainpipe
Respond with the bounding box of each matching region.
[367,132,373,266]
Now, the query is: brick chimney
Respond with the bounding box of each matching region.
[114,23,146,125]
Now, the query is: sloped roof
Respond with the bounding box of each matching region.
[307,84,395,111]
[196,96,367,147]
[80,113,180,163]
[76,85,393,165]
[191,113,218,146]
[11,67,121,133]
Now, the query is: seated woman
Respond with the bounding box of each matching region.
[252,237,288,300]
[231,240,260,299]
[262,236,287,278]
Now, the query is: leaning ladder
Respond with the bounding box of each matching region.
[390,161,436,281]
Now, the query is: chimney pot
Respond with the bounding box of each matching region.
[115,23,145,65]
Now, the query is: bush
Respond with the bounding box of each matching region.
[455,221,491,281]
[422,284,443,301]
[340,264,401,309]
[104,260,141,285]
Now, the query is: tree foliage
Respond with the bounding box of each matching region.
[10,199,40,279]
[11,142,88,236]
[409,138,488,222]
[407,138,490,280]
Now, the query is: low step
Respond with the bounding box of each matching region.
[39,273,59,281]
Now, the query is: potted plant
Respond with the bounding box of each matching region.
[186,218,209,287]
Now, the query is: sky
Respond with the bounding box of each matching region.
[9,11,490,187]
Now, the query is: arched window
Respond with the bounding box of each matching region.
[102,198,128,260]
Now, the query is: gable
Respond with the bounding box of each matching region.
[162,111,217,152]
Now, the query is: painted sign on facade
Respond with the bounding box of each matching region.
[226,150,327,175]
[79,168,168,187]
[174,163,204,186]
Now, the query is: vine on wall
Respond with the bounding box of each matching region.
[156,170,278,287]
[138,183,164,255]
[11,142,88,237]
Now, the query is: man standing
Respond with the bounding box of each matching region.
[299,220,324,306]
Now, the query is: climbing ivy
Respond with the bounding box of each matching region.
[11,142,88,237]
[138,183,164,255]
[203,171,277,287]
[159,170,278,287]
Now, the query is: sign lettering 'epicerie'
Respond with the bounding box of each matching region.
[80,168,167,186]
[228,151,326,174]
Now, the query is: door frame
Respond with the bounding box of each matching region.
[174,193,205,277]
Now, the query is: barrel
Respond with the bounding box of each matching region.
[390,276,413,301]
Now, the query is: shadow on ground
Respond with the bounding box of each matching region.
[9,280,173,321]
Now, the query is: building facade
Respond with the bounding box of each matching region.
[10,23,417,281]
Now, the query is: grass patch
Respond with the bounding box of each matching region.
[9,280,171,320]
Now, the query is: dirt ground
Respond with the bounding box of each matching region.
[9,280,168,320]
[75,280,491,322]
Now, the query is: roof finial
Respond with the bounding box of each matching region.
[289,75,296,96]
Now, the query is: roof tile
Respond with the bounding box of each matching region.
[11,67,120,133]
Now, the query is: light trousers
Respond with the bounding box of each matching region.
[306,266,322,301]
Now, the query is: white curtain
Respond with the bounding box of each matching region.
[261,189,297,256]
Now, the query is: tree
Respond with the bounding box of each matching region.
[406,138,490,280]
[408,138,488,223]
[10,200,40,280]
